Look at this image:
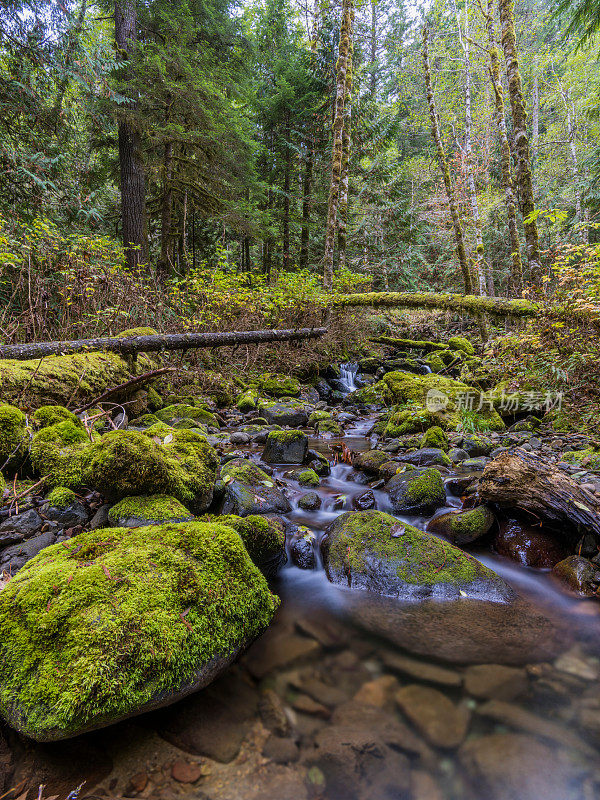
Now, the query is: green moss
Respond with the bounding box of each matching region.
[404,468,445,503]
[316,418,342,435]
[0,403,28,469]
[325,511,495,586]
[0,473,5,496]
[33,406,82,431]
[265,430,306,443]
[447,507,494,541]
[258,373,300,398]
[30,421,91,489]
[297,469,320,487]
[46,487,77,509]
[353,450,389,473]
[562,448,600,470]
[308,410,332,426]
[0,521,278,740]
[108,494,193,526]
[385,409,432,437]
[156,404,218,430]
[236,389,258,413]
[130,413,161,428]
[420,426,449,450]
[201,514,285,571]
[448,336,475,355]
[220,458,272,488]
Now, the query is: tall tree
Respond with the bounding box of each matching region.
[114,0,148,271]
[498,0,542,285]
[422,24,473,294]
[323,0,353,290]
[337,1,355,270]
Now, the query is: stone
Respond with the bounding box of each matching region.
[495,518,568,568]
[353,449,390,473]
[0,508,43,537]
[0,522,276,740]
[463,664,528,700]
[262,430,308,464]
[395,684,470,748]
[397,447,451,467]
[461,436,493,457]
[321,511,512,601]
[386,468,446,515]
[43,500,89,527]
[171,760,202,783]
[298,491,321,511]
[107,494,194,528]
[410,770,445,800]
[262,735,299,764]
[448,447,469,462]
[289,525,317,569]
[381,651,462,687]
[352,489,376,510]
[292,693,330,718]
[353,675,400,707]
[459,733,586,800]
[243,628,321,679]
[258,400,308,428]
[553,555,600,596]
[124,771,148,796]
[220,458,291,516]
[426,506,495,545]
[258,689,291,736]
[0,529,57,573]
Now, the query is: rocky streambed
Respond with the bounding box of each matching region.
[1,343,600,800]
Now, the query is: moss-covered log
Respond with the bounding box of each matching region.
[336,291,536,318]
[370,336,448,351]
[0,327,327,362]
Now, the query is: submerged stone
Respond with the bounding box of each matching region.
[321,510,512,601]
[0,521,278,741]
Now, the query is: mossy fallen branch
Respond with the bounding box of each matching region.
[370,336,448,351]
[0,328,328,362]
[336,292,537,318]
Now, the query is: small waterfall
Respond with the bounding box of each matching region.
[339,362,359,393]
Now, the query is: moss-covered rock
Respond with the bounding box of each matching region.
[421,426,449,451]
[0,403,28,471]
[386,467,446,514]
[562,448,600,471]
[298,491,321,511]
[147,387,164,412]
[46,486,77,510]
[321,511,511,601]
[448,336,475,355]
[85,429,218,511]
[0,521,278,740]
[427,506,496,545]
[296,468,320,487]
[385,409,433,437]
[30,421,91,489]
[0,472,6,497]
[262,430,308,464]
[308,410,332,427]
[353,450,389,474]
[258,399,308,427]
[258,374,300,398]
[235,389,258,413]
[397,447,451,468]
[156,404,218,430]
[32,406,83,431]
[220,458,291,517]
[108,495,194,527]
[316,417,342,435]
[201,514,286,577]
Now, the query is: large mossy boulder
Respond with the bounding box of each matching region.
[0,521,278,741]
[156,404,219,430]
[201,514,286,577]
[108,495,194,527]
[258,399,308,427]
[220,458,291,516]
[262,430,308,464]
[0,403,28,470]
[386,467,446,514]
[321,511,512,601]
[257,373,300,398]
[427,506,496,545]
[86,429,218,511]
[32,405,82,431]
[30,420,91,488]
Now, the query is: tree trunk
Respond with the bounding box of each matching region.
[115,1,148,271]
[282,115,291,271]
[370,0,377,97]
[323,0,353,290]
[337,2,355,271]
[159,137,174,277]
[422,25,473,294]
[498,0,542,286]
[554,70,583,237]
[487,2,523,294]
[531,71,539,196]
[299,0,320,271]
[52,0,88,130]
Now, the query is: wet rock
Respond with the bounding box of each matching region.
[243,627,321,679]
[315,379,333,400]
[262,430,308,464]
[553,555,600,596]
[463,664,528,700]
[459,733,586,800]
[427,506,495,545]
[89,503,110,529]
[124,770,148,796]
[0,508,43,538]
[230,431,251,445]
[259,400,308,427]
[262,735,299,764]
[171,760,202,783]
[446,474,477,495]
[43,500,90,527]
[258,688,291,736]
[448,447,469,462]
[353,675,399,708]
[290,675,349,707]
[292,693,330,718]
[306,449,331,476]
[0,529,57,572]
[456,456,489,471]
[395,684,470,748]
[410,770,445,800]
[298,491,321,511]
[381,651,462,687]
[386,468,446,515]
[495,518,569,568]
[220,458,291,516]
[353,449,389,474]
[321,511,512,601]
[461,436,493,457]
[397,447,451,467]
[352,489,376,510]
[289,525,317,569]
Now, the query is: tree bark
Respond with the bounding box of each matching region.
[531,71,539,196]
[0,328,328,362]
[487,2,523,294]
[323,0,353,290]
[299,0,320,271]
[498,0,542,286]
[159,137,174,277]
[115,1,148,271]
[337,2,355,271]
[422,25,473,294]
[282,115,291,271]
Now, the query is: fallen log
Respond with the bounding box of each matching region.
[73,367,176,414]
[478,449,600,539]
[370,336,448,351]
[336,292,537,318]
[0,327,328,362]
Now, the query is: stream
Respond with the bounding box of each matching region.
[5,366,600,800]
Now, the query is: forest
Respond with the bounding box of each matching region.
[1,1,600,799]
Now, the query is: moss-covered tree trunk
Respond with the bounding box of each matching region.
[323,0,353,290]
[498,0,542,286]
[422,25,473,294]
[337,3,355,271]
[487,2,523,294]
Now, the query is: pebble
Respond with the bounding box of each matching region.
[124,771,148,797]
[395,684,470,748]
[381,651,462,688]
[170,760,203,783]
[463,664,528,701]
[353,675,399,707]
[291,694,330,719]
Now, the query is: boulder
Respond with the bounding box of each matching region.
[427,506,495,545]
[298,492,321,511]
[321,511,512,601]
[156,403,218,430]
[220,458,291,516]
[30,420,91,488]
[200,514,286,577]
[257,373,300,398]
[43,487,90,527]
[552,555,600,597]
[0,521,278,741]
[420,426,449,450]
[262,430,308,464]
[258,400,308,427]
[386,468,446,514]
[397,448,451,467]
[108,495,194,527]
